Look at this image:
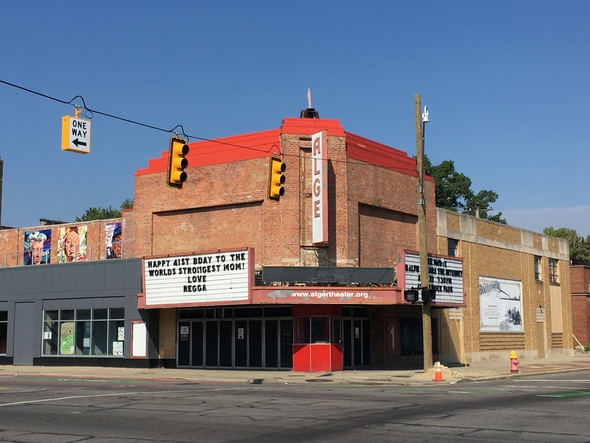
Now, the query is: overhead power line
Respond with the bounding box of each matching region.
[0,79,417,173]
[0,79,270,153]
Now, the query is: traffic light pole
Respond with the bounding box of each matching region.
[415,94,433,372]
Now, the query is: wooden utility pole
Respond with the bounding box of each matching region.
[415,94,433,371]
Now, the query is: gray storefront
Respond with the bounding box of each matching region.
[0,258,159,367]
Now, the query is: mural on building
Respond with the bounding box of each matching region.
[23,229,51,265]
[479,277,523,332]
[57,226,87,263]
[106,222,122,259]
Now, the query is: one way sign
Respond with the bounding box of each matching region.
[61,115,91,154]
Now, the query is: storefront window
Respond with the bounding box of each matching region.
[42,308,125,357]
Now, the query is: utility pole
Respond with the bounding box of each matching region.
[415,94,433,371]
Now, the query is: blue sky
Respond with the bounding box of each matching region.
[1,1,589,236]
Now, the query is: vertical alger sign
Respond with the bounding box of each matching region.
[311,130,328,244]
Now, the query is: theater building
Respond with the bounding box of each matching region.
[0,112,572,370]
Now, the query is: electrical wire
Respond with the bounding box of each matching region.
[0,79,272,153]
[0,78,418,172]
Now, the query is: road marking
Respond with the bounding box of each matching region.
[512,380,590,383]
[449,389,504,394]
[0,386,253,407]
[0,390,180,407]
[538,392,590,398]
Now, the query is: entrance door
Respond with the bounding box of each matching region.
[279,319,293,369]
[265,320,279,368]
[14,302,35,366]
[177,315,294,369]
[205,321,218,367]
[235,320,248,368]
[249,320,262,368]
[178,321,190,367]
[219,320,232,367]
[338,318,371,369]
[191,321,204,367]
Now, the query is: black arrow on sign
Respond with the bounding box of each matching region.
[73,139,87,147]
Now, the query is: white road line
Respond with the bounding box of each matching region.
[510,380,590,383]
[0,386,250,407]
[0,390,179,407]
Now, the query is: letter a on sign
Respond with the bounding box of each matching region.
[311,130,328,244]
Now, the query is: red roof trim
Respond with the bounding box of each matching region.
[345,132,433,181]
[135,117,430,182]
[136,129,281,176]
[280,117,345,136]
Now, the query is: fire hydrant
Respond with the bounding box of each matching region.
[510,350,519,373]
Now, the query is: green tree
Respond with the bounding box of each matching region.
[423,155,506,223]
[76,199,134,222]
[543,227,590,265]
[121,198,134,210]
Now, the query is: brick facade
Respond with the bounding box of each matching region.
[570,266,590,345]
[0,219,122,266]
[437,208,573,363]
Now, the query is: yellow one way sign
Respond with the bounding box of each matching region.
[62,115,91,154]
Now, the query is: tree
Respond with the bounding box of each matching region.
[423,155,506,223]
[543,227,590,266]
[76,199,134,222]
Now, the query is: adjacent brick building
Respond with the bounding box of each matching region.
[570,265,590,346]
[437,209,572,363]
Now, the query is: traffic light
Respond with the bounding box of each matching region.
[268,157,286,200]
[167,136,189,189]
[422,287,437,303]
[404,288,419,303]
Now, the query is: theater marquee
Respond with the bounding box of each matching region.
[140,248,254,308]
[397,250,465,305]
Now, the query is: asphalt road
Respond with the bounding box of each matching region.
[0,371,588,442]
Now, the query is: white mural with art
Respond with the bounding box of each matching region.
[479,276,523,332]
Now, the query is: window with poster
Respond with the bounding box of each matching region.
[42,308,125,357]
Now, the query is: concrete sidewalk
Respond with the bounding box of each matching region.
[0,352,589,386]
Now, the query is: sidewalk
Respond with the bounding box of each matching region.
[0,352,589,386]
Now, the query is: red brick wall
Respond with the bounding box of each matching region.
[133,128,428,271]
[571,266,590,344]
[570,266,590,294]
[0,220,119,265]
[572,295,590,344]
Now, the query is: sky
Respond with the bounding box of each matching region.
[1,1,589,236]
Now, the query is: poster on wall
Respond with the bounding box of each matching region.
[106,222,122,259]
[23,229,51,265]
[57,226,88,263]
[60,322,74,355]
[112,342,123,356]
[479,276,523,332]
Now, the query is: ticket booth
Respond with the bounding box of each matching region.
[292,305,343,372]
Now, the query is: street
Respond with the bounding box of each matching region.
[0,371,588,442]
